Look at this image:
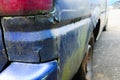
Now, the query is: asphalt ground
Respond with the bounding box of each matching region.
[93,8,120,80]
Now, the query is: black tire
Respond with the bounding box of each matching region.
[103,20,108,31]
[72,32,94,80]
[103,25,107,31]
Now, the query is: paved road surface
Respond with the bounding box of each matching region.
[93,9,120,80]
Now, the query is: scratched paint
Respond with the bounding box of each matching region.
[0,0,108,79]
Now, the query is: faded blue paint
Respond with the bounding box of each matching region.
[0,61,58,80]
[0,0,108,79]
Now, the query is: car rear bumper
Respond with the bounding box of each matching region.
[0,60,58,80]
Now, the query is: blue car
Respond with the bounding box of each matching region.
[0,0,108,80]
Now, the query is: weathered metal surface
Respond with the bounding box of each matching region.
[0,0,108,79]
[1,17,91,80]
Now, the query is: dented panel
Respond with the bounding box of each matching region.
[0,0,108,79]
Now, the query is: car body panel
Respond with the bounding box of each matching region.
[0,0,108,79]
[0,61,58,80]
[2,17,91,80]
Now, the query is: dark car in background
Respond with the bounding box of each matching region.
[0,0,108,80]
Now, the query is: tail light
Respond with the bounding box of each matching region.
[0,0,53,16]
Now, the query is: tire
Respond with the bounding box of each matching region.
[103,25,107,31]
[72,32,94,80]
[103,20,108,31]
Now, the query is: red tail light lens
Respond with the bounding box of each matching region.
[0,0,53,16]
